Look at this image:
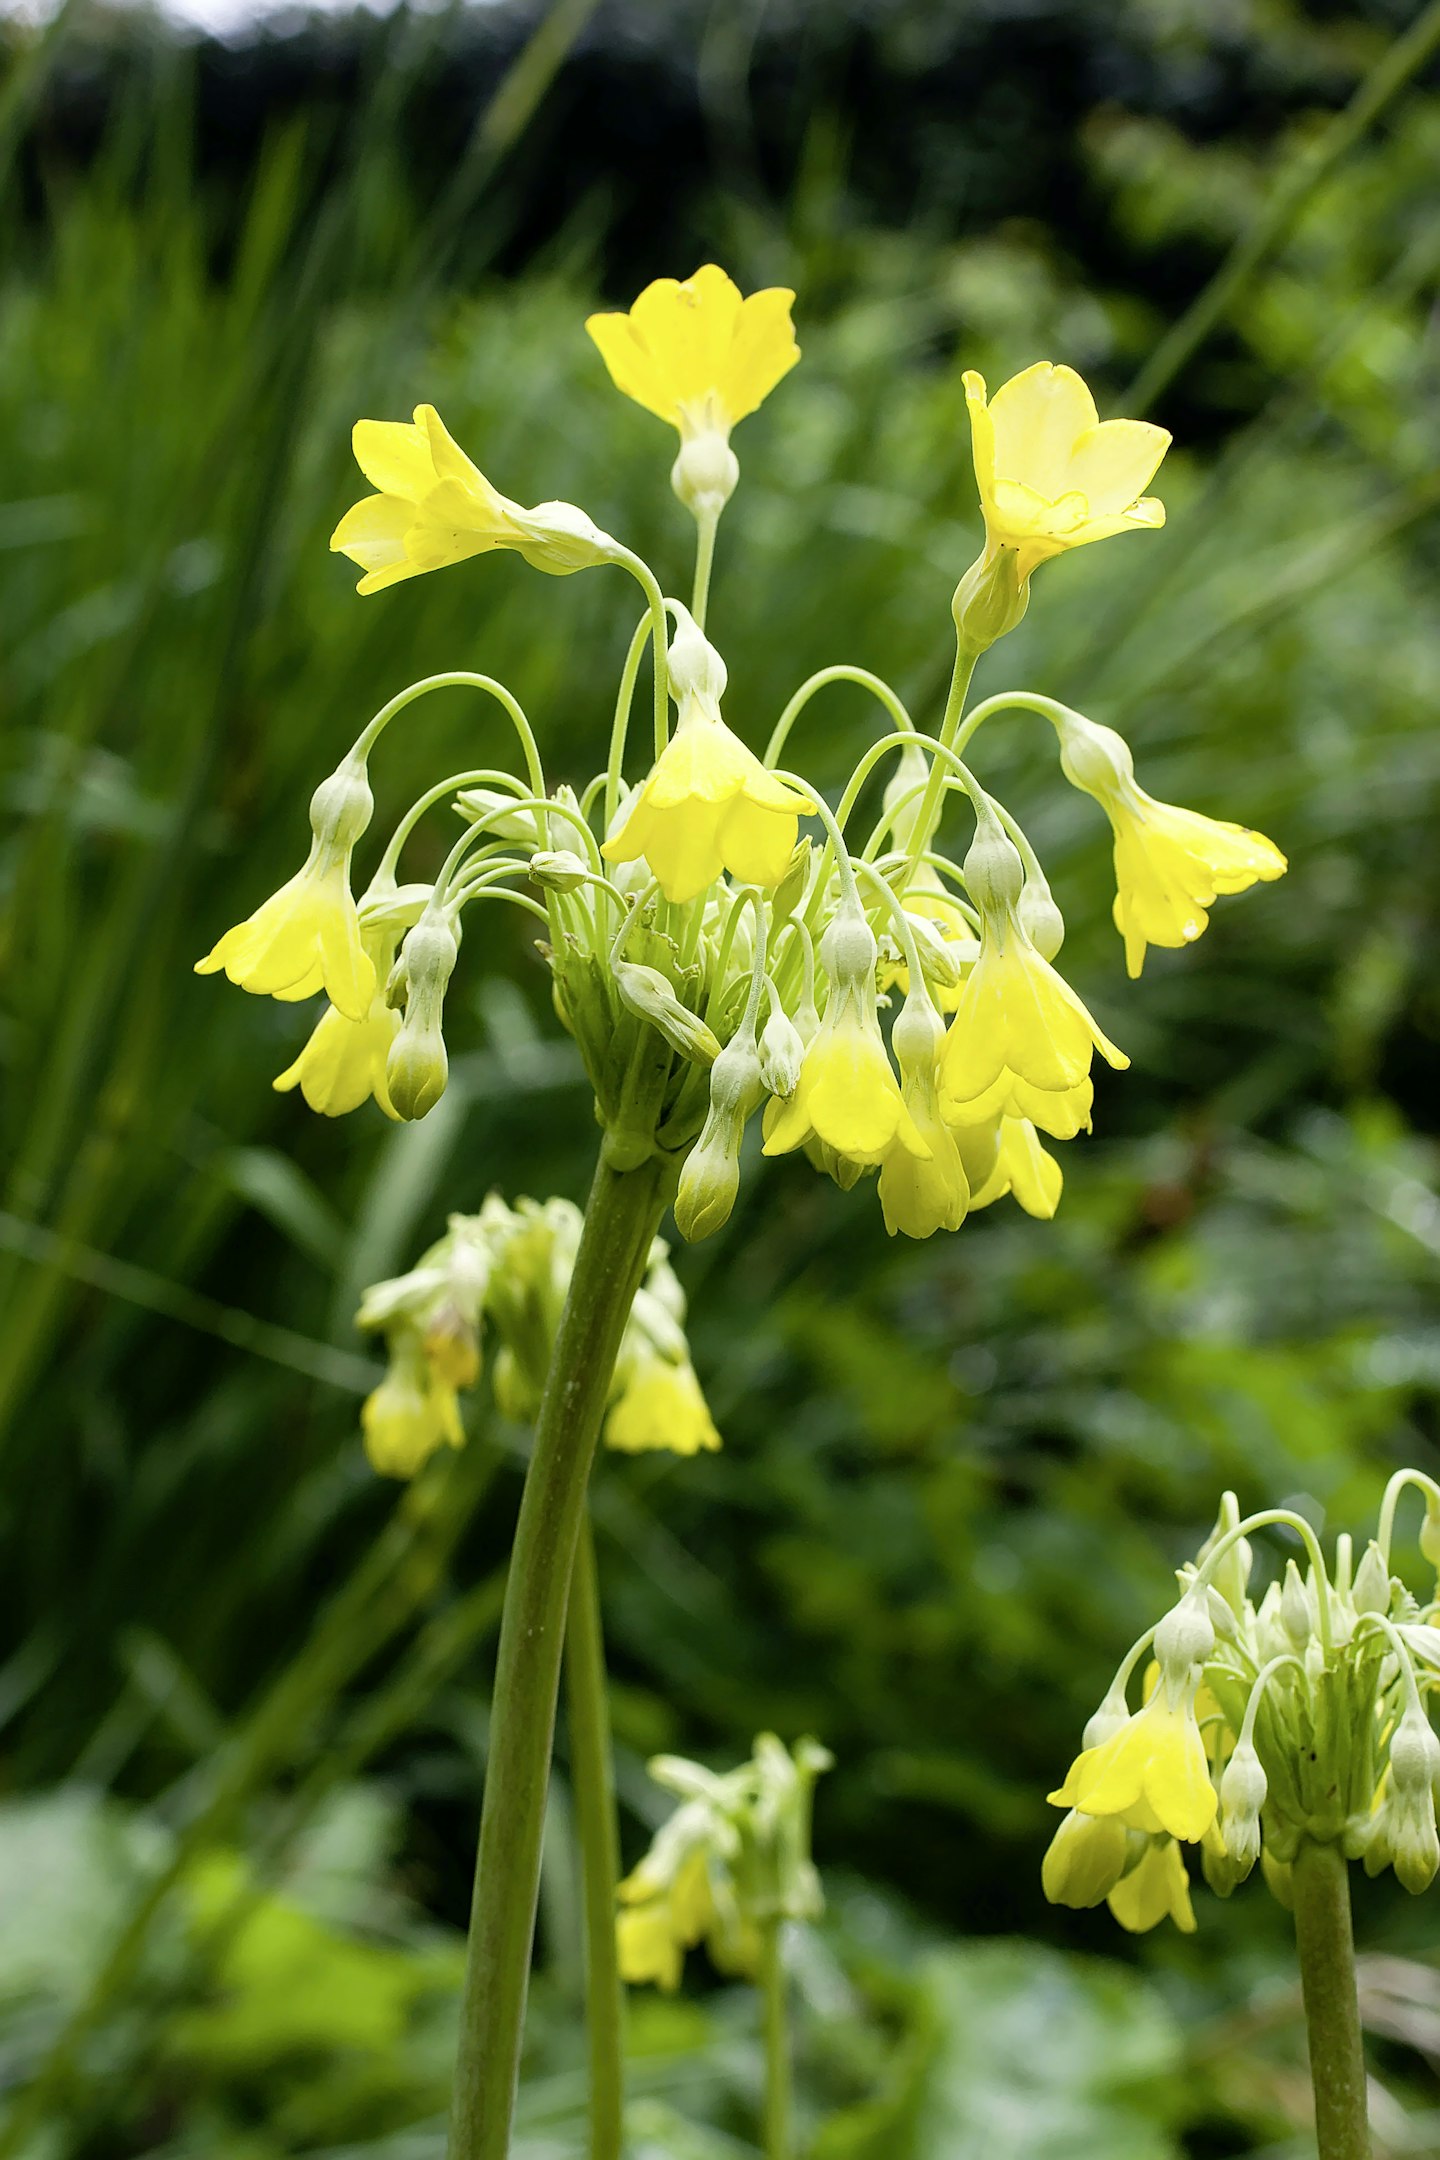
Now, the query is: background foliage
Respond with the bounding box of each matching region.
[2,0,1439,2152]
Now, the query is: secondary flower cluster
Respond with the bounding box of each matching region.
[617,1734,832,1992]
[357,1194,719,1477]
[1044,1476,1440,1934]
[196,264,1287,1255]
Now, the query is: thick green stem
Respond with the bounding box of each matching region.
[760,1921,793,2160]
[1291,1840,1371,2160]
[564,1515,625,2160]
[448,1152,668,2160]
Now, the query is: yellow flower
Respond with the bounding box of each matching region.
[1049,1689,1218,1844]
[1106,1837,1197,1934]
[946,1068,1093,1143]
[273,924,401,1118]
[617,1848,716,1992]
[764,995,930,1171]
[1110,797,1287,979]
[969,1117,1065,1219]
[586,264,798,440]
[605,1359,722,1457]
[196,852,375,1023]
[877,998,969,1239]
[616,1904,684,1992]
[964,363,1170,583]
[360,1340,463,1480]
[1041,1809,1129,1909]
[939,910,1127,1121]
[602,711,814,904]
[331,403,614,594]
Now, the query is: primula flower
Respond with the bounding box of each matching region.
[586,264,798,442]
[1049,1688,1218,1844]
[602,708,814,904]
[606,1358,722,1457]
[1109,796,1287,979]
[1041,1808,1129,1909]
[939,908,1127,1122]
[877,997,969,1238]
[964,363,1170,584]
[360,1337,464,1480]
[1106,1837,1197,1934]
[963,1115,1064,1220]
[196,850,375,1022]
[331,403,614,594]
[764,997,929,1171]
[273,923,402,1118]
[617,1835,719,1992]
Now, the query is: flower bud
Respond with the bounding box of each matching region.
[310,759,374,851]
[818,902,878,987]
[1421,1491,1440,1577]
[1197,1493,1252,1622]
[528,849,590,892]
[1388,1701,1440,1797]
[671,428,739,521]
[951,546,1029,653]
[614,961,721,1066]
[1205,1585,1239,1641]
[1154,1591,1215,1678]
[386,913,460,1121]
[709,1033,765,1118]
[770,841,812,925]
[514,498,618,574]
[1218,1740,1267,1876]
[1352,1541,1392,1617]
[492,1344,541,1423]
[1281,1559,1311,1648]
[454,788,542,844]
[904,910,965,988]
[674,1130,741,1243]
[1056,712,1136,803]
[1082,1685,1131,1752]
[666,602,728,706]
[1041,1809,1128,1909]
[882,743,932,853]
[1017,875,1064,961]
[962,814,1025,917]
[759,1006,805,1098]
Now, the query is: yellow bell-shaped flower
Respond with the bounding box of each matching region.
[877,994,969,1238]
[939,908,1127,1122]
[197,853,375,1021]
[1111,797,1287,979]
[605,1358,722,1457]
[586,264,798,442]
[602,711,813,903]
[360,1337,464,1480]
[273,921,402,1118]
[331,403,615,594]
[1049,1687,1218,1845]
[964,362,1170,584]
[963,1115,1065,1220]
[616,1847,716,1993]
[1106,1837,1198,1934]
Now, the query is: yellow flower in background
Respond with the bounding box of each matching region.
[617,1847,716,1992]
[606,1359,722,1456]
[764,1000,930,1170]
[964,363,1170,583]
[586,264,799,440]
[360,1340,464,1479]
[1050,1689,1218,1844]
[602,714,814,903]
[939,912,1127,1120]
[1107,1838,1197,1934]
[615,1903,684,1992]
[196,852,375,1022]
[963,1115,1065,1220]
[331,403,614,594]
[1109,796,1287,979]
[273,924,402,1118]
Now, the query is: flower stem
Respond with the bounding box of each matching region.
[760,1920,793,2160]
[448,1151,669,2160]
[1290,1840,1371,2160]
[564,1513,625,2160]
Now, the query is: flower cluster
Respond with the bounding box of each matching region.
[1044,1476,1440,1934]
[616,1734,831,1992]
[357,1195,718,1477]
[198,264,1288,1254]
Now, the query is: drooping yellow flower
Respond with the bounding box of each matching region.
[1041,1808,1129,1909]
[1050,1689,1218,1844]
[615,1903,684,1992]
[1107,1837,1197,1934]
[963,1115,1065,1220]
[617,1846,717,1992]
[605,1359,722,1457]
[603,712,814,904]
[196,851,375,1023]
[946,1067,1093,1143]
[273,923,402,1118]
[877,996,969,1238]
[586,264,798,441]
[939,908,1127,1122]
[964,363,1170,584]
[360,1338,464,1479]
[1110,797,1287,979]
[764,998,929,1171]
[331,403,614,594]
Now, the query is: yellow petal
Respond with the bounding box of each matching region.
[718,795,799,889]
[985,362,1100,501]
[1107,1839,1197,1934]
[1065,418,1172,517]
[587,265,798,431]
[350,416,434,499]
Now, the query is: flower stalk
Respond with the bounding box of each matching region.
[448,1151,670,2160]
[760,1919,794,2160]
[1291,1839,1371,2160]
[564,1514,626,2160]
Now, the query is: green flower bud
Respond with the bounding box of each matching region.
[1017,874,1064,961]
[1420,1492,1440,1577]
[904,910,965,988]
[386,913,460,1121]
[1281,1559,1311,1648]
[1218,1740,1267,1876]
[454,787,543,844]
[770,840,812,925]
[1352,1541,1392,1616]
[528,849,590,892]
[951,546,1029,654]
[614,961,721,1067]
[962,813,1025,917]
[759,1005,805,1098]
[818,901,877,986]
[310,758,374,851]
[1056,712,1136,804]
[666,603,728,706]
[1155,1591,1215,1678]
[671,428,739,521]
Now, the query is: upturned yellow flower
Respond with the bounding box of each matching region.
[360,1338,464,1479]
[764,911,930,1171]
[586,264,798,443]
[606,1359,721,1457]
[964,1116,1064,1220]
[1050,1689,1218,1844]
[939,909,1127,1121]
[1106,1837,1197,1934]
[964,363,1170,584]
[331,403,615,594]
[273,923,402,1118]
[877,995,969,1239]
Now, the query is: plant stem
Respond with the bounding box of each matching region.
[448,1151,668,2160]
[564,1514,625,2160]
[1291,1839,1371,2160]
[691,507,719,631]
[760,1920,793,2160]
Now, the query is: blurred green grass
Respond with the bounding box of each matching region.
[2,1,1440,2153]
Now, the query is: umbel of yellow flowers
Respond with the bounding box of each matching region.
[1044,1479,1440,1935]
[197,259,1290,1315]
